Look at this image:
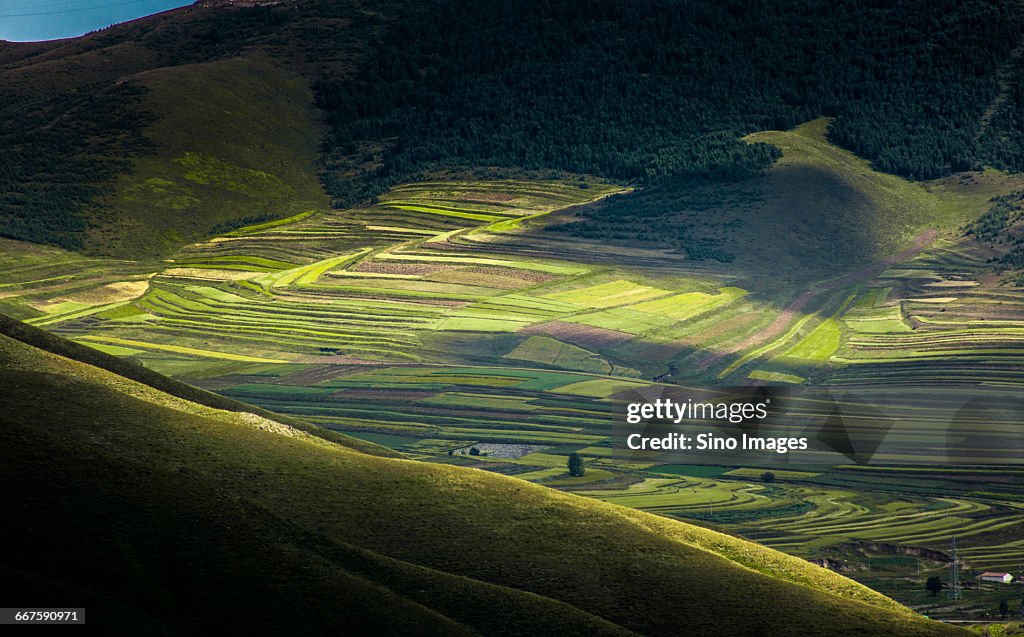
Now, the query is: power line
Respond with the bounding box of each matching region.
[949,537,962,601]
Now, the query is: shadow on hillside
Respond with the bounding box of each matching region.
[499,165,900,301]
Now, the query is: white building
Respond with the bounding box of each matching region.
[980,572,1013,584]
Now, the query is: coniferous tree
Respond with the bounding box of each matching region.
[567,453,585,477]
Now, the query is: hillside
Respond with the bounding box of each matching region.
[0,313,395,457]
[0,0,390,256]
[552,118,1024,287]
[2,166,1018,621]
[88,56,329,257]
[2,1,1024,628]
[0,316,966,635]
[3,0,1024,258]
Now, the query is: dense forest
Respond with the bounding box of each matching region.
[0,84,153,250]
[965,190,1024,283]
[978,54,1024,174]
[316,0,1024,209]
[3,0,1024,253]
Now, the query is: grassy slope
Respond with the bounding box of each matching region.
[89,56,329,257]
[0,237,152,321]
[0,313,393,458]
[0,322,964,636]
[0,2,383,258]
[729,118,1022,289]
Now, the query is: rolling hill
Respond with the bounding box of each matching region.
[87,55,330,257]
[0,0,389,256]
[1,141,1022,622]
[0,315,966,635]
[3,0,1024,258]
[3,0,1024,630]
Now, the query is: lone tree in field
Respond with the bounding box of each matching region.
[925,576,943,597]
[567,453,585,477]
[762,471,776,483]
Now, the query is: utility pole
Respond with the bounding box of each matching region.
[949,537,962,601]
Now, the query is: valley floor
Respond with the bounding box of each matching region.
[2,124,1023,621]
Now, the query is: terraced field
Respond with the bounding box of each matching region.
[595,468,1024,571]
[21,128,1020,392]
[705,239,1024,389]
[3,139,1023,617]
[9,179,785,380]
[0,239,155,324]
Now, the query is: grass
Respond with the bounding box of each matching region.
[544,280,670,308]
[383,204,506,222]
[503,336,617,374]
[74,340,146,356]
[748,369,807,383]
[718,312,820,377]
[567,307,678,334]
[644,464,734,478]
[374,252,586,275]
[0,320,964,636]
[630,287,747,320]
[0,314,390,458]
[783,317,842,361]
[2,148,1024,625]
[744,119,991,269]
[225,210,317,237]
[548,378,648,397]
[93,57,329,258]
[26,299,138,327]
[259,249,373,287]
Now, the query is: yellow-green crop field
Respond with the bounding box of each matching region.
[3,149,1024,616]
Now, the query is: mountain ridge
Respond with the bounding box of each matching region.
[3,0,1024,257]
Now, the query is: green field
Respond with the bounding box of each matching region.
[0,315,962,636]
[9,2,1024,633]
[2,130,1023,623]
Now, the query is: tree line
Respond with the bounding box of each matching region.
[315,0,1024,213]
[0,84,153,250]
